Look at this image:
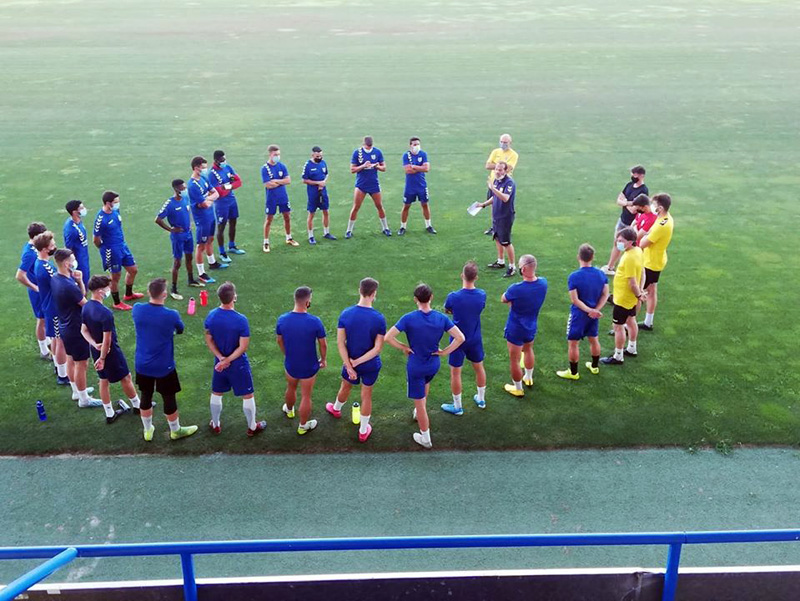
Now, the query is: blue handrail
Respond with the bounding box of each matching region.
[1,530,798,601]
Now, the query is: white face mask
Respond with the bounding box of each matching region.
[616,241,626,252]
[272,154,280,163]
[410,145,420,155]
[103,289,111,299]
[79,207,88,217]
[500,142,510,150]
[112,201,120,210]
[71,259,78,270]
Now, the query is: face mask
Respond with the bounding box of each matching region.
[616,241,626,252]
[219,161,227,167]
[410,145,420,155]
[651,204,658,212]
[71,259,78,270]
[631,175,638,183]
[79,208,88,217]
[47,247,56,256]
[313,157,322,163]
[112,201,120,210]
[103,289,111,299]
[500,142,509,150]
[272,155,280,163]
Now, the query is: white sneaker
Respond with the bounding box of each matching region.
[72,387,95,401]
[298,420,318,435]
[78,397,103,408]
[413,433,432,449]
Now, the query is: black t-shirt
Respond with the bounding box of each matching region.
[619,181,649,225]
[51,273,84,336]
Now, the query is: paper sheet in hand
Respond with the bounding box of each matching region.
[467,202,483,216]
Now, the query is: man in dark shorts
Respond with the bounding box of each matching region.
[600,165,648,275]
[132,278,198,441]
[477,161,517,278]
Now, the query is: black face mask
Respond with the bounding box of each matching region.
[313,157,322,163]
[631,175,638,183]
[47,247,56,256]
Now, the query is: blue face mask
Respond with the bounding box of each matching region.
[616,241,626,252]
[219,161,227,167]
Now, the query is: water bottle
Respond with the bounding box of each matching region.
[351,401,361,425]
[36,400,47,421]
[188,298,196,316]
[200,290,208,307]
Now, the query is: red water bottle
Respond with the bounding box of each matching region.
[188,298,196,315]
[200,290,208,307]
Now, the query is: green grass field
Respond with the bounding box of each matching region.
[1,0,798,455]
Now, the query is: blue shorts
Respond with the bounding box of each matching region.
[504,325,536,347]
[216,198,239,222]
[307,188,330,213]
[356,184,381,195]
[266,197,291,216]
[101,244,135,274]
[567,312,599,341]
[194,220,215,244]
[62,331,90,361]
[212,359,255,396]
[91,346,130,383]
[171,233,194,259]
[285,362,319,381]
[45,311,59,339]
[403,189,429,204]
[341,365,380,387]
[28,289,44,319]
[448,338,485,368]
[407,367,437,400]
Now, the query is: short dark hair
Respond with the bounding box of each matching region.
[496,161,508,171]
[148,278,167,299]
[652,193,672,212]
[191,156,206,170]
[102,190,119,204]
[54,248,73,264]
[267,145,280,153]
[631,193,650,207]
[618,227,637,242]
[65,200,82,215]
[462,261,478,282]
[28,222,47,239]
[213,150,225,161]
[88,275,111,291]
[294,286,312,303]
[311,146,322,153]
[631,165,646,175]
[33,231,54,251]
[409,137,420,144]
[363,136,373,146]
[359,277,379,297]
[218,282,236,304]
[414,283,432,303]
[172,178,185,191]
[578,243,595,262]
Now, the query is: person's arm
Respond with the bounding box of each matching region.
[215,335,250,372]
[155,216,181,233]
[15,269,38,292]
[501,292,510,304]
[384,326,412,355]
[337,327,357,378]
[276,334,285,356]
[318,336,327,368]
[596,283,610,312]
[485,152,497,171]
[569,289,602,319]
[206,188,220,203]
[434,325,465,356]
[80,323,99,349]
[374,161,386,172]
[204,330,225,362]
[174,315,185,335]
[640,222,662,250]
[628,276,646,301]
[351,334,384,368]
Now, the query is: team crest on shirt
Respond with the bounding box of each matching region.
[417,157,422,163]
[279,171,284,176]
[371,154,376,160]
[322,167,327,173]
[660,219,668,225]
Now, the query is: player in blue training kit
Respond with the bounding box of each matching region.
[188,156,227,284]
[385,284,464,449]
[326,277,386,443]
[132,278,198,442]
[155,179,204,301]
[81,274,142,423]
[346,136,391,238]
[208,149,245,259]
[63,200,91,289]
[261,144,299,253]
[442,261,487,415]
[51,248,102,408]
[502,254,548,397]
[557,244,609,380]
[276,286,327,435]
[204,282,266,437]
[479,161,518,278]
[16,222,50,359]
[33,231,71,385]
[302,146,337,244]
[398,137,436,235]
[93,190,142,310]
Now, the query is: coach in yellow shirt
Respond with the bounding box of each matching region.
[601,227,645,365]
[639,193,674,331]
[483,134,519,235]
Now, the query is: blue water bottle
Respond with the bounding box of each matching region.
[36,400,47,421]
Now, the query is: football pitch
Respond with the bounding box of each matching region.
[0,0,797,456]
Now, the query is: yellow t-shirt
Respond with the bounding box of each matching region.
[613,246,644,309]
[486,148,519,184]
[643,213,674,271]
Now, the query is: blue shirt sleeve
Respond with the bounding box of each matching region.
[378,314,387,335]
[203,311,212,331]
[444,292,453,313]
[100,309,113,333]
[63,222,75,251]
[19,248,34,272]
[442,313,455,331]
[156,200,170,220]
[93,212,103,237]
[402,153,411,166]
[241,315,251,338]
[376,149,384,163]
[421,151,428,164]
[281,163,289,177]
[67,280,83,305]
[337,309,346,329]
[174,310,185,335]
[208,169,223,187]
[568,272,578,291]
[301,161,309,180]
[261,165,269,184]
[316,316,326,339]
[275,315,283,336]
[505,283,517,302]
[395,314,408,332]
[350,150,359,165]
[188,180,205,208]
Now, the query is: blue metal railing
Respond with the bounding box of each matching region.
[1,529,798,601]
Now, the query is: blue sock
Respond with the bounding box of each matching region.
[219,246,226,256]
[228,241,236,249]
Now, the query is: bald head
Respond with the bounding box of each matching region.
[519,254,537,278]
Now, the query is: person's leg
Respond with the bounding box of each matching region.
[36,318,46,352]
[120,374,140,409]
[645,282,658,325]
[613,323,626,360]
[422,202,431,221]
[400,204,411,228]
[450,366,462,397]
[322,209,330,231]
[626,315,639,354]
[414,397,429,432]
[171,258,180,292]
[183,253,195,282]
[263,214,274,242]
[228,218,237,248]
[508,342,523,388]
[216,218,227,256]
[194,243,206,277]
[348,189,365,225]
[124,264,137,291]
[137,375,155,437]
[74,359,87,392]
[98,378,116,419]
[283,211,292,237]
[495,238,505,263]
[506,243,516,269]
[307,210,315,239]
[65,350,75,389]
[522,341,535,383]
[53,337,68,379]
[371,192,386,219]
[334,379,352,409]
[110,271,122,303]
[567,340,580,374]
[588,337,601,370]
[284,373,298,411]
[209,391,224,428]
[242,393,257,430]
[298,376,316,429]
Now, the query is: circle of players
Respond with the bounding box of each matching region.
[15,135,675,448]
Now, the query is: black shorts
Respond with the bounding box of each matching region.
[612,303,637,325]
[644,268,661,289]
[62,333,90,362]
[136,370,181,414]
[493,219,514,246]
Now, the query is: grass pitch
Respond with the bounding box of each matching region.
[0,0,797,455]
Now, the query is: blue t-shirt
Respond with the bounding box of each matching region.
[301,159,328,198]
[132,303,184,378]
[402,150,428,193]
[276,312,326,378]
[207,163,238,202]
[63,219,90,269]
[34,258,57,315]
[568,266,607,318]
[93,209,126,248]
[444,288,486,345]
[351,147,384,190]
[491,175,516,221]
[157,195,193,238]
[188,176,215,225]
[261,162,290,203]
[19,242,38,285]
[338,305,387,373]
[204,308,250,366]
[395,309,455,373]
[504,279,548,337]
[51,273,84,336]
[82,299,120,351]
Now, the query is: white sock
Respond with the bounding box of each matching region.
[644,312,654,327]
[420,429,431,444]
[210,394,223,427]
[614,347,624,361]
[333,399,344,411]
[242,397,257,430]
[477,386,486,402]
[70,382,78,394]
[308,229,314,239]
[360,414,371,434]
[46,336,52,346]
[452,393,462,410]
[38,339,49,354]
[129,395,140,409]
[400,221,408,229]
[56,363,68,378]
[513,380,523,391]
[103,402,115,418]
[263,238,270,245]
[379,217,388,230]
[285,233,292,241]
[208,253,217,265]
[347,220,355,232]
[524,368,534,381]
[627,340,637,353]
[497,258,505,265]
[77,389,89,404]
[141,414,153,430]
[196,263,205,276]
[424,219,432,227]
[323,226,330,235]
[168,417,181,432]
